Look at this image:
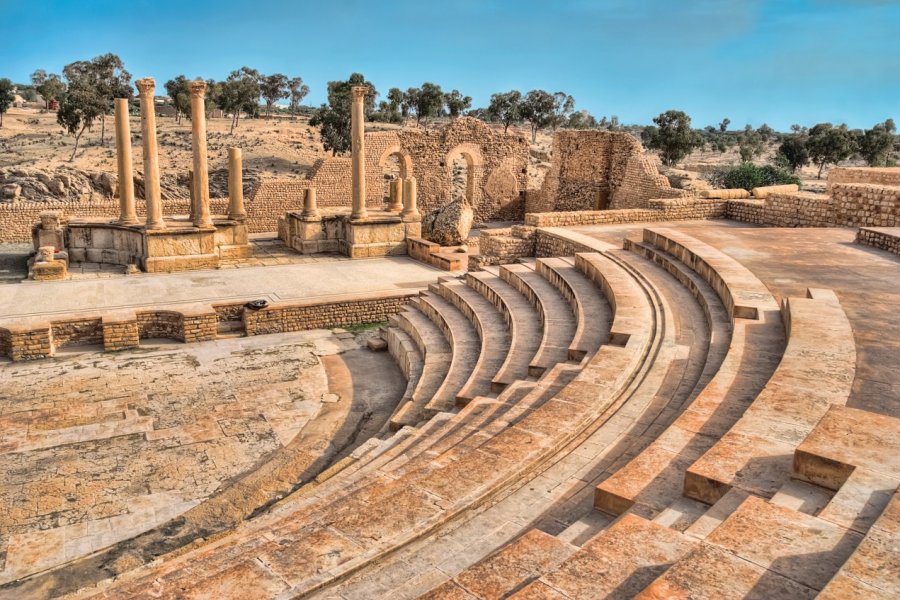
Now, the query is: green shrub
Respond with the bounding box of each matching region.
[707,162,801,192]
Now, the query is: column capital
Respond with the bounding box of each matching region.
[135,77,156,97]
[351,85,369,101]
[189,79,207,98]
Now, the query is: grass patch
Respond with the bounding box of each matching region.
[343,321,388,333]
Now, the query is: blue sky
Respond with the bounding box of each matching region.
[1,0,898,130]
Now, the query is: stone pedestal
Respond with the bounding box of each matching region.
[388,178,404,212]
[114,98,138,225]
[135,78,165,230]
[401,177,421,222]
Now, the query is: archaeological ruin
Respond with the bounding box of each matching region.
[1,75,899,600]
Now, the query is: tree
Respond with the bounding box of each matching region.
[807,122,856,178]
[259,73,289,119]
[0,79,14,127]
[287,77,309,118]
[738,125,766,162]
[217,67,261,133]
[444,89,471,120]
[63,54,132,147]
[487,91,522,134]
[164,75,191,123]
[402,87,420,121]
[859,119,897,167]
[551,92,575,131]
[778,137,810,172]
[36,73,65,109]
[56,79,105,160]
[719,118,731,133]
[566,109,597,129]
[309,73,377,154]
[415,82,444,126]
[520,89,556,142]
[645,110,703,166]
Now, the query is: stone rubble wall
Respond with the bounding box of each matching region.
[539,130,688,213]
[524,198,726,227]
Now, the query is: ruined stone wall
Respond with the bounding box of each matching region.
[395,118,530,222]
[51,318,104,349]
[538,131,688,212]
[827,167,900,191]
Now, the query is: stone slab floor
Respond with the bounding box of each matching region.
[572,219,900,419]
[0,254,441,320]
[0,329,403,584]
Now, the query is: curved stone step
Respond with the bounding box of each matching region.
[389,307,453,429]
[432,280,512,404]
[535,256,612,361]
[416,292,482,414]
[499,263,575,376]
[384,325,424,425]
[466,271,543,391]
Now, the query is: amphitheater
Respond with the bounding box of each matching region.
[1,87,899,600]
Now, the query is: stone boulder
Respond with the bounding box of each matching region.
[422,198,475,246]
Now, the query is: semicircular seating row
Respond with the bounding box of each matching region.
[36,228,900,600]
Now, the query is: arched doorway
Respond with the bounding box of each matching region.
[377,144,412,209]
[444,144,483,207]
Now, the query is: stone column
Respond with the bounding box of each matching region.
[114,98,138,225]
[388,177,404,212]
[190,79,213,228]
[135,78,165,230]
[401,177,420,221]
[350,85,368,220]
[227,148,246,220]
[301,188,320,220]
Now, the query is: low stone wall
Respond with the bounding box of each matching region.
[524,199,726,227]
[0,291,416,361]
[244,291,414,336]
[827,167,900,191]
[534,229,607,257]
[857,227,900,256]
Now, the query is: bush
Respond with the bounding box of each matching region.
[707,162,801,192]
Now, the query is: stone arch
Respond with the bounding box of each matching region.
[377,144,413,206]
[444,143,484,207]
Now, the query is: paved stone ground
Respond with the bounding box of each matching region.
[0,329,402,584]
[572,220,900,419]
[0,254,440,320]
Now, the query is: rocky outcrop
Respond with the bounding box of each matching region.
[422,198,474,246]
[0,166,260,203]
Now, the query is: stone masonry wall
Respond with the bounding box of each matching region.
[827,167,900,192]
[857,227,900,256]
[524,199,726,227]
[539,130,688,213]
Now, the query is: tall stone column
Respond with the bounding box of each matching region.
[350,85,368,220]
[190,79,213,228]
[401,177,420,221]
[388,177,404,212]
[227,148,246,220]
[135,78,165,230]
[114,98,138,225]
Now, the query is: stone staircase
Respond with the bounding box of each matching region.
[13,226,898,600]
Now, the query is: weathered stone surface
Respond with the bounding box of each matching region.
[422,198,474,246]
